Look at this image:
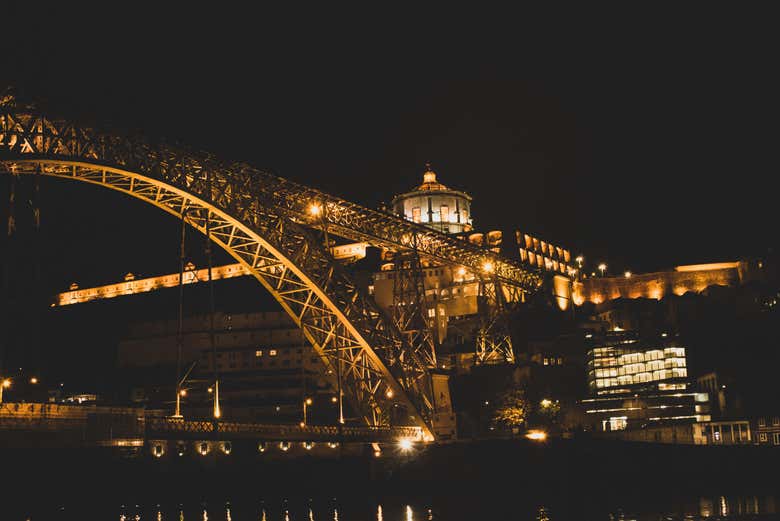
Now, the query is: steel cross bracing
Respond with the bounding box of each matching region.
[476,276,516,365]
[0,98,543,439]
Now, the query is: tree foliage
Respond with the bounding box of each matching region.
[492,386,530,428]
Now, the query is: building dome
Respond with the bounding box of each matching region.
[391,163,473,234]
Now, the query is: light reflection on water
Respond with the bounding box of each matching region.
[20,494,780,520]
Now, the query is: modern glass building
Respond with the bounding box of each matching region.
[582,331,710,431]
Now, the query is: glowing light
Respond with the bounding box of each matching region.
[300,421,306,428]
[152,443,165,458]
[29,377,38,384]
[198,442,210,455]
[331,396,338,403]
[481,260,495,274]
[308,204,322,217]
[385,388,394,399]
[279,441,291,451]
[305,397,313,405]
[179,389,187,397]
[221,442,232,455]
[2,379,10,388]
[624,271,632,278]
[398,438,414,452]
[328,442,339,449]
[456,267,466,277]
[258,442,267,452]
[525,430,547,441]
[575,255,584,265]
[598,263,607,275]
[303,441,314,450]
[374,449,382,458]
[540,399,552,408]
[207,387,213,393]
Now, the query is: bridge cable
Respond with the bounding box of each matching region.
[29,167,42,382]
[205,208,221,422]
[174,208,191,418]
[0,173,16,379]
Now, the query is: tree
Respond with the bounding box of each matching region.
[492,386,530,431]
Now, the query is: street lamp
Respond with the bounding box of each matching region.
[0,378,10,403]
[575,256,584,268]
[540,398,552,408]
[303,397,313,426]
[598,263,607,277]
[624,271,632,278]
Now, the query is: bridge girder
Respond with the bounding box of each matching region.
[0,99,544,439]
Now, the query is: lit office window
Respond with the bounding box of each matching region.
[269,349,277,357]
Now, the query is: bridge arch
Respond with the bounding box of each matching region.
[0,105,434,440]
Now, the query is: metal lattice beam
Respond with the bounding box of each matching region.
[0,97,545,439]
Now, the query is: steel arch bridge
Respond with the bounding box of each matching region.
[0,96,544,440]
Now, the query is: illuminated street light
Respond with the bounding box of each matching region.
[213,380,221,419]
[331,396,338,403]
[0,378,10,403]
[29,377,38,385]
[179,389,187,397]
[303,397,313,426]
[385,388,394,399]
[540,398,552,408]
[308,203,322,217]
[481,260,495,274]
[207,386,213,394]
[598,263,607,277]
[575,255,584,268]
[624,271,632,278]
[397,438,414,452]
[525,430,548,441]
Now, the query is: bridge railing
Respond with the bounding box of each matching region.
[145,417,424,442]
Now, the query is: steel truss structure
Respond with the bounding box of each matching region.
[0,96,543,440]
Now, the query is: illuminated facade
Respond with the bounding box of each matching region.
[118,311,333,423]
[391,164,473,234]
[572,260,763,306]
[582,331,710,431]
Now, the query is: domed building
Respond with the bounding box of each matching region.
[391,164,473,234]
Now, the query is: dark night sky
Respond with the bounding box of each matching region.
[2,7,778,292]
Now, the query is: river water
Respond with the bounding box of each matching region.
[3,440,779,519]
[5,493,779,520]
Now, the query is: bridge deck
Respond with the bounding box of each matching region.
[145,418,424,443]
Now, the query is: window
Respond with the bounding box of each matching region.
[760,433,768,442]
[759,418,766,427]
[440,205,449,223]
[255,350,263,357]
[428,309,436,318]
[412,207,421,223]
[269,349,278,357]
[543,358,549,366]
[774,433,780,446]
[773,417,779,426]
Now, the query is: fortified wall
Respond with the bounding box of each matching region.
[573,261,760,306]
